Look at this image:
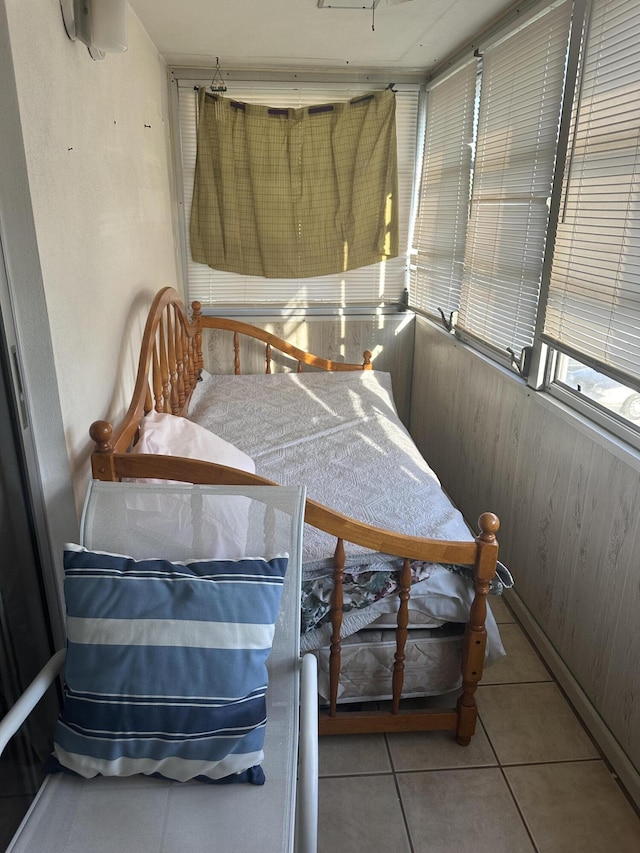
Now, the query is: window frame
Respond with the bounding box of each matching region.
[540,0,640,386]
[456,0,574,366]
[539,0,640,446]
[410,0,577,376]
[410,57,478,325]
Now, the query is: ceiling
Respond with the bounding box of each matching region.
[128,0,520,74]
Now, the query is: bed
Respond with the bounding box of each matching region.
[90,286,507,743]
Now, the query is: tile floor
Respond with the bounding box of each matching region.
[317,595,640,852]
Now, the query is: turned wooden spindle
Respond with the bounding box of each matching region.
[174,312,186,409]
[186,332,195,388]
[191,300,203,373]
[328,538,345,718]
[152,343,164,412]
[456,512,500,745]
[265,343,272,374]
[167,311,179,414]
[233,332,241,374]
[159,318,171,413]
[391,557,411,714]
[362,350,373,369]
[297,360,303,373]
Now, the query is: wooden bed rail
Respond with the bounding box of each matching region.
[195,309,373,374]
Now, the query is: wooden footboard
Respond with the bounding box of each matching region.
[89,287,500,743]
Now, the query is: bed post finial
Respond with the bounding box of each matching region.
[478,512,500,542]
[362,351,372,369]
[89,420,114,453]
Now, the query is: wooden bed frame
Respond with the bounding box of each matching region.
[90,287,500,744]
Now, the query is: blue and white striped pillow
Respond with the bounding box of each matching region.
[49,545,288,785]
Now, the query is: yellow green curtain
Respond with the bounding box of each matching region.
[189,87,399,279]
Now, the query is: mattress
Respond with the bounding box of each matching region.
[315,623,466,703]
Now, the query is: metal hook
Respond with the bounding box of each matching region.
[507,345,532,378]
[209,57,227,93]
[438,309,458,333]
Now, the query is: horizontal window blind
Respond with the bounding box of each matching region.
[458,0,572,357]
[176,80,420,308]
[410,59,477,319]
[543,0,640,383]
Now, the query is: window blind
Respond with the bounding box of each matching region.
[410,59,477,319]
[175,80,420,308]
[543,0,640,384]
[457,0,572,357]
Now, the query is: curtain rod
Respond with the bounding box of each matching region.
[173,66,424,85]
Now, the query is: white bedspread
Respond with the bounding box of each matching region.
[188,369,504,659]
[189,370,472,570]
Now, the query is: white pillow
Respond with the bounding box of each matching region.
[133,410,255,474]
[127,412,255,559]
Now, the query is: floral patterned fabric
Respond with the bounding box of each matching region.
[301,561,435,634]
[300,559,513,635]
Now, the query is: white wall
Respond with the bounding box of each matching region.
[4,0,180,513]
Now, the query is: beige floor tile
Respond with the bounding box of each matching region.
[397,767,535,852]
[318,774,411,853]
[505,760,640,853]
[489,595,516,624]
[482,623,552,685]
[319,733,391,777]
[387,719,498,771]
[478,682,600,765]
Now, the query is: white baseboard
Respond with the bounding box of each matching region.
[504,588,640,809]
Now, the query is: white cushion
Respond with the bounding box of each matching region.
[127,412,256,559]
[133,411,255,474]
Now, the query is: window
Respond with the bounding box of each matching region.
[412,0,640,441]
[411,1,572,365]
[411,60,477,322]
[172,76,420,310]
[543,0,640,395]
[458,0,572,360]
[554,354,640,425]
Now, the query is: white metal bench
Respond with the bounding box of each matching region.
[1,481,318,853]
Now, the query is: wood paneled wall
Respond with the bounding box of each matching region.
[201,313,416,426]
[410,316,640,775]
